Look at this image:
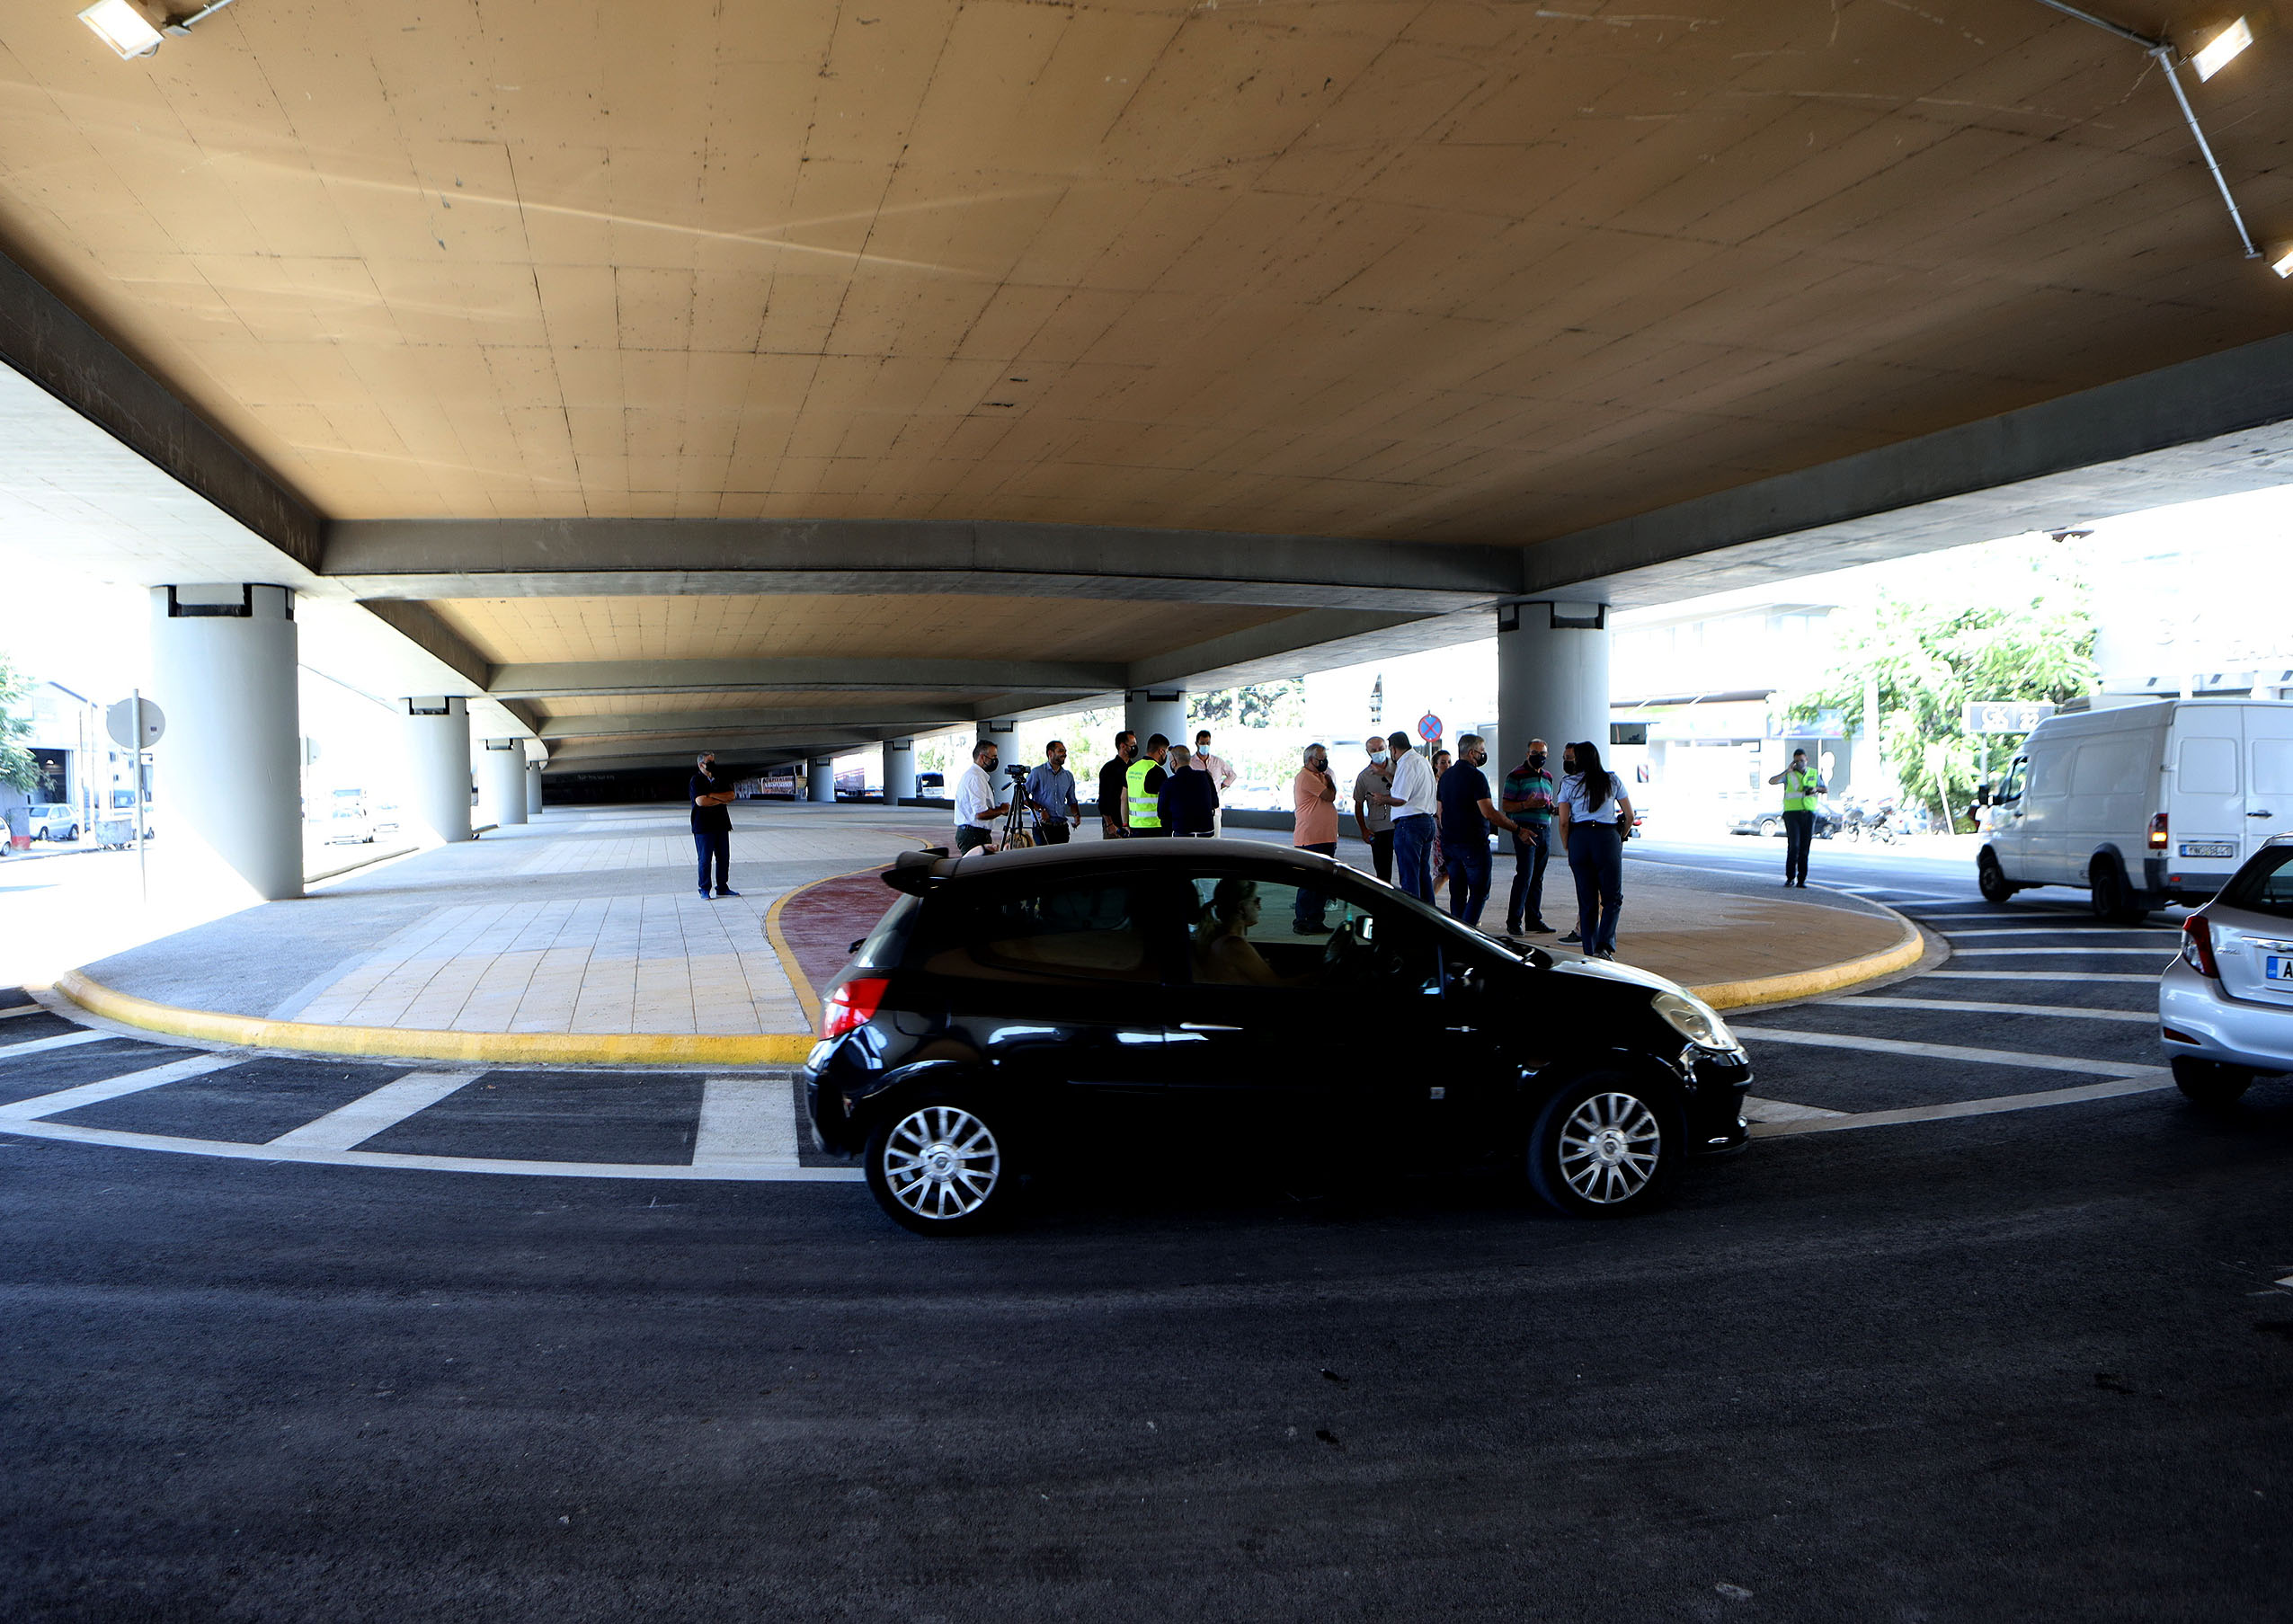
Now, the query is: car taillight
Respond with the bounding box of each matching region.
[2180,915,2218,979]
[2148,812,2168,849]
[821,976,889,1040]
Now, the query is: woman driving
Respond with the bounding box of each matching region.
[1194,876,1299,987]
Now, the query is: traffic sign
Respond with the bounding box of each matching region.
[1963,701,2055,734]
[1417,712,1443,743]
[106,697,164,750]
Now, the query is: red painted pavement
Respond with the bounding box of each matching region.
[778,868,899,1007]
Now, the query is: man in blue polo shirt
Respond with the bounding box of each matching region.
[1435,733,1520,927]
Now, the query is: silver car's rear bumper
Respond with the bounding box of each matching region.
[2158,956,2293,1075]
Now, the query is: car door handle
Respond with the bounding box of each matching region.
[2249,811,2274,818]
[1444,1025,1479,1034]
[1178,1022,1243,1033]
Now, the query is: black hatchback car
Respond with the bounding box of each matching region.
[804,839,1753,1233]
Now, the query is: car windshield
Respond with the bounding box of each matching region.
[2221,846,2293,921]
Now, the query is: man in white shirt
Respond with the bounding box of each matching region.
[1373,730,1439,902]
[1193,729,1238,834]
[953,739,1009,855]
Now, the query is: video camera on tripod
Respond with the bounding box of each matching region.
[996,762,1038,851]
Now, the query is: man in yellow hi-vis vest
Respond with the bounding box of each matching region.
[1766,749,1826,888]
[1125,734,1171,838]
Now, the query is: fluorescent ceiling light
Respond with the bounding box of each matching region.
[77,0,163,57]
[2273,246,2293,280]
[2191,16,2253,80]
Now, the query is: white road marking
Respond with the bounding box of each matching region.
[1942,927,2177,938]
[1732,1025,2167,1079]
[1742,1096,1847,1123]
[0,1114,863,1180]
[1749,1074,2172,1137]
[0,1051,242,1121]
[0,1029,114,1060]
[265,1072,481,1151]
[1840,996,2155,1024]
[1925,970,2159,984]
[691,1076,801,1169]
[1826,887,1963,902]
[0,1004,45,1021]
[1951,946,2175,958]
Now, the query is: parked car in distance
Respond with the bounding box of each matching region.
[1728,805,1840,840]
[24,803,80,841]
[805,840,1754,1234]
[2159,832,2293,1108]
[1981,696,2293,922]
[325,788,401,845]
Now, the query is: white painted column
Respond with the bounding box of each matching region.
[1496,602,1611,774]
[525,760,545,817]
[1124,689,1186,755]
[882,738,917,804]
[806,755,837,803]
[148,583,303,901]
[401,697,473,845]
[478,740,528,826]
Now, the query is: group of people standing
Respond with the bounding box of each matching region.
[1336,733,1631,959]
[952,728,1243,852]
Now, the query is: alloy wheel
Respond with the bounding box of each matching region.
[880,1105,1002,1221]
[1555,1091,1664,1205]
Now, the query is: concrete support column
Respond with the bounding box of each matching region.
[525,760,545,817]
[1124,688,1187,753]
[479,740,528,826]
[1497,602,1611,773]
[882,738,917,803]
[148,583,303,901]
[976,716,1018,757]
[401,697,472,845]
[807,755,837,803]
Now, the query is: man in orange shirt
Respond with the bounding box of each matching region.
[1292,741,1340,932]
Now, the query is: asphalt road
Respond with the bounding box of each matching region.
[3,841,2289,1623]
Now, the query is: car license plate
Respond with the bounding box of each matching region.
[2180,842,2236,859]
[2270,956,2293,985]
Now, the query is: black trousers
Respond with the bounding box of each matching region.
[1035,820,1071,844]
[693,827,730,893]
[1365,828,1393,882]
[1782,809,1815,884]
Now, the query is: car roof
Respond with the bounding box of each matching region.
[888,837,1344,894]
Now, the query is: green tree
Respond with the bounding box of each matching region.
[0,653,39,794]
[1190,680,1304,731]
[1787,541,2095,831]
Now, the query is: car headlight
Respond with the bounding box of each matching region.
[1652,990,1738,1052]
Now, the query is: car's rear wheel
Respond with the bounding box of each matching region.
[1757,817,1780,839]
[865,1095,1018,1235]
[2171,1056,2253,1109]
[1977,849,2013,905]
[1528,1071,1684,1219]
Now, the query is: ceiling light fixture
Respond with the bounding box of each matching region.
[2029,3,2262,262]
[77,0,242,59]
[2273,246,2293,280]
[2191,16,2254,80]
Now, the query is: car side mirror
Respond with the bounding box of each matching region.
[849,937,867,954]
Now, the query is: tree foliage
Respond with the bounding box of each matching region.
[0,653,38,794]
[1190,680,1304,730]
[1787,540,2096,831]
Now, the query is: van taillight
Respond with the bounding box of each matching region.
[2180,915,2218,979]
[2148,812,2168,850]
[821,976,889,1040]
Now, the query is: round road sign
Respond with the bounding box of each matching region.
[106,697,165,750]
[1417,712,1442,743]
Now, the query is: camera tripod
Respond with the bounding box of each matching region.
[996,767,1041,851]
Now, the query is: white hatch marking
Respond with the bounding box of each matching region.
[0,1029,113,1060]
[1840,997,2155,1024]
[1951,946,2176,958]
[0,1051,243,1121]
[0,1004,46,1021]
[1731,1026,2169,1080]
[691,1077,802,1169]
[1750,1075,2171,1137]
[1942,927,2178,938]
[1742,1096,1847,1123]
[1924,970,2159,984]
[266,1072,482,1150]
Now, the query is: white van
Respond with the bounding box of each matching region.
[1979,697,2293,921]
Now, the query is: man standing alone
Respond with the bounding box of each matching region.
[1768,749,1826,888]
[1501,737,1557,934]
[1293,742,1339,931]
[1352,735,1394,883]
[1025,740,1081,845]
[1436,733,1519,927]
[1098,732,1137,839]
[689,751,740,900]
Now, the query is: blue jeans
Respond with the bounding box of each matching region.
[1293,841,1338,927]
[1392,815,1435,903]
[1567,822,1623,954]
[1443,838,1492,926]
[1507,825,1551,928]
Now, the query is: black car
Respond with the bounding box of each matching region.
[804,839,1754,1234]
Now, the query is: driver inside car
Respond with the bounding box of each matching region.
[1193,877,1318,987]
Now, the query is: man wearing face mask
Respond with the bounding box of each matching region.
[689,750,741,900]
[1435,733,1520,927]
[1351,735,1394,883]
[1501,737,1558,934]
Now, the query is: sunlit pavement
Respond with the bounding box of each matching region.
[3,849,2289,1621]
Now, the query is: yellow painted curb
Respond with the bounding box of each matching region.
[53,970,813,1068]
[1686,906,1927,1011]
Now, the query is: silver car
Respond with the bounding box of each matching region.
[2159,833,2293,1105]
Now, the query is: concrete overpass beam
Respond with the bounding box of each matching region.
[479,740,529,827]
[401,697,473,845]
[148,584,304,902]
[1497,603,1611,783]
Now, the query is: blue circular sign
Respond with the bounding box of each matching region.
[1418,713,1442,742]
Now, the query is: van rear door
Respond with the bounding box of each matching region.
[2246,706,2293,859]
[2165,713,2244,897]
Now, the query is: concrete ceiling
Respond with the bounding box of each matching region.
[0,0,2289,768]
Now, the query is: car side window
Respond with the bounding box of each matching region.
[1179,873,1441,994]
[1999,759,2026,804]
[921,878,1159,984]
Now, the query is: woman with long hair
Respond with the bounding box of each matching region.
[1553,739,1632,959]
[1193,876,1293,986]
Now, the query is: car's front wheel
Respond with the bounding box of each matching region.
[1528,1071,1684,1218]
[2171,1056,2253,1109]
[865,1095,1018,1234]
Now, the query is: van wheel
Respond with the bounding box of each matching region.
[1977,850,2013,904]
[865,1094,1019,1235]
[2089,857,2147,926]
[2172,1056,2253,1109]
[1528,1071,1684,1219]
